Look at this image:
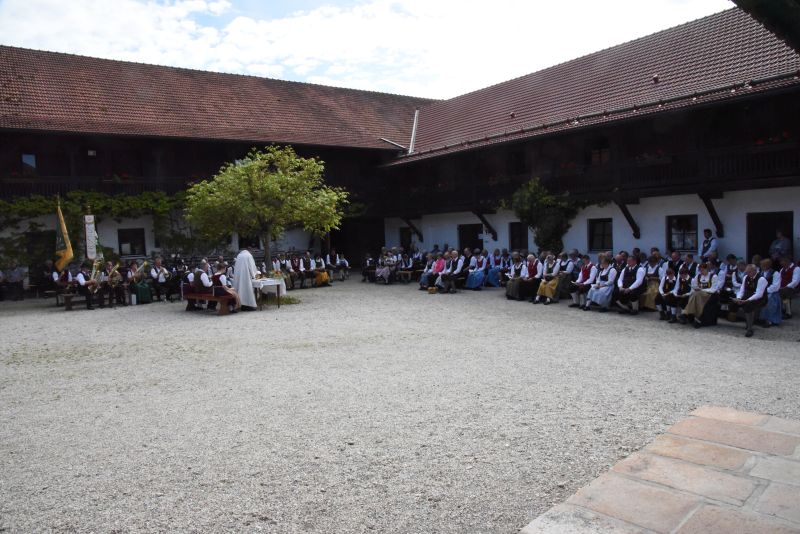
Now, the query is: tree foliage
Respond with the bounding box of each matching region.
[184,145,349,265]
[511,178,581,253]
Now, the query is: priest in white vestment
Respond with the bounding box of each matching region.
[233,247,259,310]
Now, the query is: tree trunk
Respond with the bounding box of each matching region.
[262,223,273,272]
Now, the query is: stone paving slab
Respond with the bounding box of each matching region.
[522,406,800,533]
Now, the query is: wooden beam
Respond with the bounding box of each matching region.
[472,211,498,241]
[614,200,641,239]
[699,193,725,238]
[401,217,423,242]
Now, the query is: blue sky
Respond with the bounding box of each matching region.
[0,0,734,98]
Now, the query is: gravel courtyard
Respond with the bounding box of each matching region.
[1,281,799,533]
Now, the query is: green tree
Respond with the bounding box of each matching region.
[511,178,581,253]
[184,145,349,266]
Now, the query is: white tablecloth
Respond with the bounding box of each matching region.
[252,278,286,296]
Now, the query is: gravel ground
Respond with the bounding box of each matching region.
[1,281,799,533]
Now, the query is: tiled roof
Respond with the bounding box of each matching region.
[395,8,800,164]
[0,46,432,150]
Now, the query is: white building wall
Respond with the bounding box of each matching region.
[384,209,535,252]
[96,215,156,255]
[563,186,800,258]
[383,186,800,259]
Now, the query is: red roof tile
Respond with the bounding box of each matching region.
[0,46,432,150]
[398,8,800,164]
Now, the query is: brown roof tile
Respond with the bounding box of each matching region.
[0,46,433,149]
[398,8,800,164]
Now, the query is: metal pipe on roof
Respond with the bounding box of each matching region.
[379,137,407,150]
[408,109,419,154]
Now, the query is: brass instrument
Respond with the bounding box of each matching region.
[88,259,103,293]
[108,262,122,287]
[157,265,172,280]
[133,260,150,282]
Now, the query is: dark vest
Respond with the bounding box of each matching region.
[621,266,638,288]
[781,264,796,288]
[742,274,762,300]
[677,277,692,295]
[663,277,678,293]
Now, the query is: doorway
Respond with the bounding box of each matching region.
[458,223,484,253]
[747,211,793,261]
[399,227,412,252]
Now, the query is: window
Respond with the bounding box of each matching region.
[508,150,528,175]
[21,153,37,174]
[118,228,146,256]
[667,215,698,252]
[509,222,527,251]
[587,138,610,166]
[588,218,613,251]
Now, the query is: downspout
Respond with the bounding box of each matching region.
[408,109,419,154]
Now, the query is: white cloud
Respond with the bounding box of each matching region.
[0,0,734,98]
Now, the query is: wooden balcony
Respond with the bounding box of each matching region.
[0,175,190,198]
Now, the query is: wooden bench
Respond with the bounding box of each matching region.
[184,292,233,315]
[62,293,86,310]
[397,270,413,283]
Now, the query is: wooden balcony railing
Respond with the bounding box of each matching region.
[0,176,190,198]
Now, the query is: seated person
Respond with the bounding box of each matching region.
[102,261,126,306]
[730,264,768,337]
[504,252,528,300]
[569,254,596,309]
[300,251,316,288]
[585,254,617,312]
[209,262,240,312]
[361,253,376,283]
[435,250,463,294]
[326,248,347,282]
[419,253,443,290]
[665,268,693,323]
[615,256,646,315]
[314,254,331,286]
[396,253,414,283]
[375,252,396,284]
[779,256,800,319]
[683,263,719,328]
[758,258,782,327]
[656,268,678,321]
[534,254,560,305]
[75,261,101,310]
[185,260,214,310]
[641,255,664,311]
[465,249,489,290]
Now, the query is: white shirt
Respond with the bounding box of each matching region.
[763,270,781,294]
[560,259,575,275]
[575,264,598,285]
[692,273,718,293]
[76,272,90,286]
[508,261,525,278]
[782,264,800,289]
[659,276,677,296]
[617,266,645,289]
[451,257,465,275]
[699,236,718,258]
[594,266,617,288]
[736,275,768,301]
[672,276,693,296]
[186,271,212,288]
[150,266,167,283]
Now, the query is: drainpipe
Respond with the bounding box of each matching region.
[408,109,419,154]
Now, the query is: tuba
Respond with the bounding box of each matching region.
[133,260,150,282]
[108,262,122,287]
[89,260,103,293]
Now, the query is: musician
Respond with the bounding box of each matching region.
[656,268,678,321]
[569,254,597,309]
[666,267,693,324]
[616,256,646,315]
[102,260,126,306]
[150,257,172,302]
[731,264,768,337]
[75,261,101,310]
[684,263,720,328]
[128,260,153,304]
[698,228,718,262]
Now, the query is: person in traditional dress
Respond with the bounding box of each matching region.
[420,253,445,290]
[102,260,126,306]
[326,248,347,282]
[208,262,240,312]
[731,264,769,337]
[375,252,396,284]
[682,254,698,278]
[486,249,504,287]
[683,263,720,328]
[758,259,782,327]
[465,249,489,290]
[533,254,561,304]
[656,268,678,321]
[778,256,799,319]
[615,256,646,314]
[436,250,463,294]
[75,261,100,310]
[149,256,173,302]
[641,255,664,311]
[569,254,597,309]
[717,254,739,305]
[769,230,792,262]
[396,253,414,283]
[555,251,577,301]
[361,253,376,283]
[186,260,213,310]
[585,256,617,312]
[128,260,153,304]
[665,268,694,323]
[232,245,259,311]
[698,228,719,263]
[504,252,528,300]
[667,251,683,275]
[313,253,331,286]
[288,253,304,288]
[516,253,542,302]
[300,251,316,287]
